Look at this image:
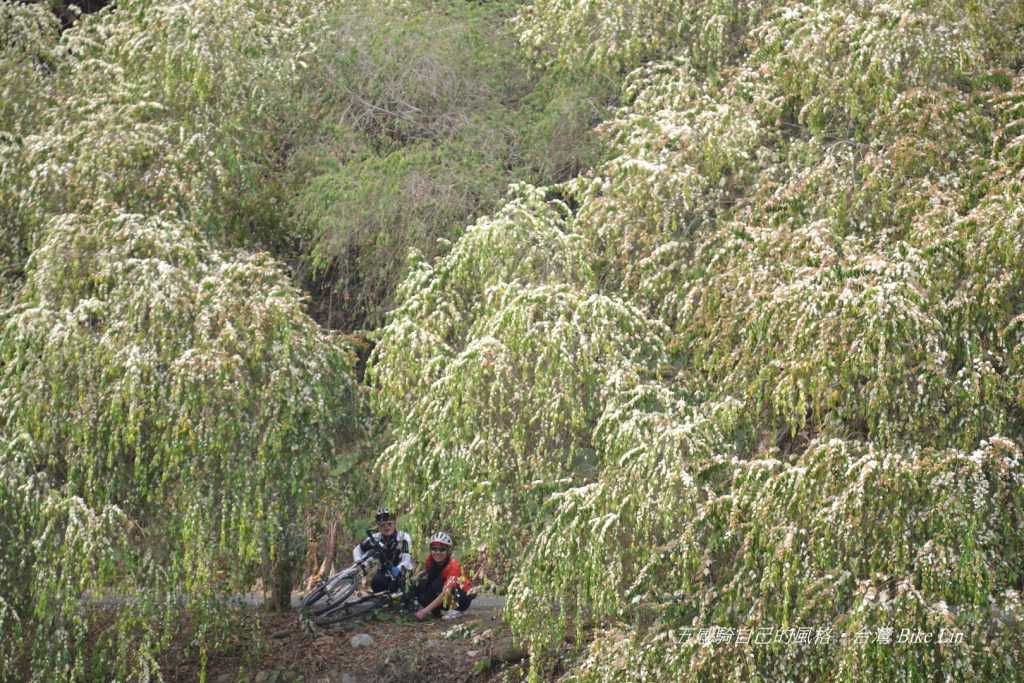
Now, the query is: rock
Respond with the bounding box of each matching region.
[254,672,280,683]
[488,637,527,664]
[349,633,374,648]
[214,675,235,683]
[467,649,479,657]
[424,639,443,650]
[340,674,358,683]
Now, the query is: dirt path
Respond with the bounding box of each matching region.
[234,591,506,613]
[169,594,525,683]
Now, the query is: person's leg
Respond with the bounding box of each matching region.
[439,586,476,619]
[370,570,391,593]
[416,575,442,603]
[452,586,475,612]
[416,575,445,618]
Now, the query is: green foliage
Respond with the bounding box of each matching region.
[0,206,359,678]
[0,438,136,682]
[290,0,610,329]
[295,142,509,330]
[306,0,514,149]
[371,185,593,421]
[373,0,1024,679]
[513,0,772,79]
[0,3,62,305]
[0,3,61,133]
[568,437,1023,681]
[0,0,329,305]
[0,0,364,678]
[4,0,1023,678]
[93,0,332,250]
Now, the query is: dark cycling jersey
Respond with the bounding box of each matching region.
[353,530,413,572]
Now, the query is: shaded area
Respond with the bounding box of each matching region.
[21,0,113,29]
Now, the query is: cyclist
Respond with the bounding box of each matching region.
[353,507,413,593]
[414,532,474,620]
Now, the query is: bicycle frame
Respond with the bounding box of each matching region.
[299,528,411,627]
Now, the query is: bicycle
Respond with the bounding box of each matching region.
[299,528,416,629]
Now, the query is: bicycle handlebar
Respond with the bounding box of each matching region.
[356,528,397,572]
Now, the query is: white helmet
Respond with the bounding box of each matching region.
[429,531,452,548]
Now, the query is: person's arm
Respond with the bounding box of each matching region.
[398,532,414,573]
[448,558,471,591]
[415,569,455,620]
[353,534,372,563]
[416,589,447,619]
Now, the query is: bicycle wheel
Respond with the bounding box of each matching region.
[301,581,328,609]
[303,567,360,617]
[313,592,390,626]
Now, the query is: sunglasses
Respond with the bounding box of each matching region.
[429,546,449,552]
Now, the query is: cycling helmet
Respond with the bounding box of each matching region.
[375,507,395,522]
[429,532,452,548]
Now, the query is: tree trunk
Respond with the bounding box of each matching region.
[270,545,295,612]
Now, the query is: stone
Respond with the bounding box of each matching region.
[349,633,374,648]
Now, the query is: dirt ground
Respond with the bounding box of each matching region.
[168,602,527,683]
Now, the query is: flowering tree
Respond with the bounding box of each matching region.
[373,0,1024,679]
[0,206,359,680]
[0,1,361,679]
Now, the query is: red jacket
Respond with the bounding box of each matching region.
[424,555,472,592]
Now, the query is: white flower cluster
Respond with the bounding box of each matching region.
[0,1,359,679]
[373,1,1024,680]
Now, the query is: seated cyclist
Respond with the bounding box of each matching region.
[414,532,474,620]
[353,507,413,593]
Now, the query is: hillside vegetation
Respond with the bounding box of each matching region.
[371,0,1024,680]
[2,0,1024,681]
[1,2,363,679]
[1,0,601,679]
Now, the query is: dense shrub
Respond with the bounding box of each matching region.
[5,0,1023,678]
[0,205,359,679]
[0,437,134,681]
[373,1,1024,680]
[0,3,62,305]
[290,0,610,329]
[0,1,362,678]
